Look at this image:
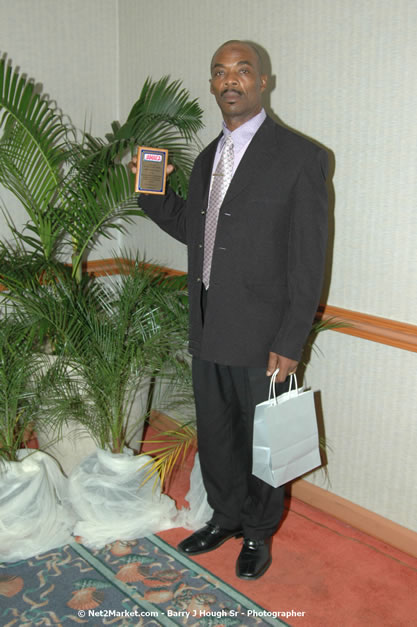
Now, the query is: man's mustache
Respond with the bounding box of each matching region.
[221,89,242,97]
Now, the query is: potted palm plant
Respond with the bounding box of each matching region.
[7,260,191,547]
[0,56,202,549]
[29,261,191,455]
[0,55,202,425]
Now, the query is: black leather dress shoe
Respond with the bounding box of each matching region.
[177,523,243,556]
[236,537,272,579]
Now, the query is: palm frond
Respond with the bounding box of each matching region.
[312,316,350,334]
[21,261,191,453]
[56,165,141,277]
[125,77,203,136]
[78,76,203,196]
[0,315,51,463]
[139,419,197,488]
[308,316,352,357]
[0,56,72,212]
[1,60,202,276]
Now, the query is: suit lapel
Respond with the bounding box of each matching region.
[222,117,280,205]
[198,117,283,208]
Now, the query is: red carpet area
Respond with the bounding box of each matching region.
[160,447,417,627]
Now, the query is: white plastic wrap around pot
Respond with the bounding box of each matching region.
[68,448,180,548]
[180,452,213,530]
[0,450,75,563]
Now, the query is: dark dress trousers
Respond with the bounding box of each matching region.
[139,115,328,537]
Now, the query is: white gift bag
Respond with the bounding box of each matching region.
[252,370,321,487]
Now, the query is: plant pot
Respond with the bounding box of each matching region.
[68,448,180,549]
[181,453,213,529]
[0,450,75,562]
[36,421,98,476]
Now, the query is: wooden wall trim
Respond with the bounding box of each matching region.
[86,258,415,354]
[290,479,417,559]
[2,257,416,353]
[83,257,185,278]
[317,304,417,353]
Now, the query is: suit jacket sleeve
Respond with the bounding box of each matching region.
[270,148,329,362]
[138,186,188,245]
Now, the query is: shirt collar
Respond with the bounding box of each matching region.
[222,108,266,152]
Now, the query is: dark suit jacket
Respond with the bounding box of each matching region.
[139,115,328,367]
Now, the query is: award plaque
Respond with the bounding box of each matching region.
[134,146,168,195]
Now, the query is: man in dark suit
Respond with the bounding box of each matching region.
[134,40,328,579]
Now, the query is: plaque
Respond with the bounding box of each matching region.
[134,146,168,195]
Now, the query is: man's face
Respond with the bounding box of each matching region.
[209,43,267,130]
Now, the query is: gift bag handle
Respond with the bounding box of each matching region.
[268,368,298,405]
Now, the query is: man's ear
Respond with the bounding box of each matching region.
[209,79,214,94]
[260,74,268,93]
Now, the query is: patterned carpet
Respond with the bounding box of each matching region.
[0,535,288,626]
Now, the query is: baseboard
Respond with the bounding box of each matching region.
[290,479,417,559]
[149,412,417,559]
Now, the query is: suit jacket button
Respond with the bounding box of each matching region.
[201,210,206,215]
[198,243,203,248]
[196,277,201,282]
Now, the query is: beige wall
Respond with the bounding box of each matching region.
[0,0,119,256]
[1,0,416,531]
[119,0,417,324]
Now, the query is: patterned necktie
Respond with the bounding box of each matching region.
[203,135,234,288]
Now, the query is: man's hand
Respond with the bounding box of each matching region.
[128,154,174,177]
[128,154,138,174]
[266,352,298,382]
